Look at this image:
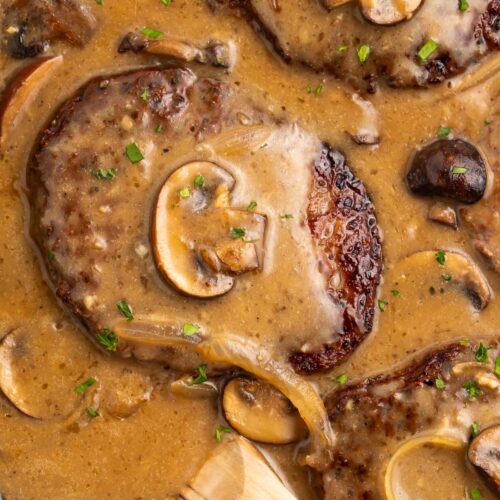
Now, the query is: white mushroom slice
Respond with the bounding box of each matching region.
[171,377,218,399]
[152,161,266,298]
[384,435,464,500]
[400,250,492,310]
[222,377,308,444]
[0,55,63,145]
[359,0,422,25]
[180,436,297,500]
[0,329,80,418]
[468,425,500,490]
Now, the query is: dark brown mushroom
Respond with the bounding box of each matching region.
[468,425,500,491]
[407,139,487,204]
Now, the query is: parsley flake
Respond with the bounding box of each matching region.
[194,175,205,188]
[437,126,451,138]
[247,201,257,211]
[140,88,150,101]
[179,187,191,199]
[336,373,348,385]
[435,378,445,390]
[215,425,232,442]
[75,377,96,394]
[117,300,134,321]
[92,168,117,181]
[484,118,492,126]
[280,213,293,219]
[378,299,388,312]
[190,364,208,385]
[470,488,482,500]
[97,328,118,351]
[441,274,453,282]
[458,0,469,11]
[95,0,103,4]
[356,44,370,64]
[47,250,56,263]
[417,39,439,63]
[495,356,500,377]
[435,250,446,266]
[451,165,467,174]
[463,380,483,400]
[459,338,471,346]
[337,44,348,52]
[182,323,200,336]
[475,342,490,363]
[391,289,401,297]
[471,422,480,437]
[141,27,164,40]
[161,0,172,4]
[87,406,100,418]
[230,227,246,239]
[155,123,163,133]
[125,143,144,164]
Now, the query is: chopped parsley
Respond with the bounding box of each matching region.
[125,143,144,164]
[247,200,257,211]
[307,84,324,95]
[378,299,388,312]
[463,380,482,400]
[458,0,469,11]
[435,378,445,390]
[92,168,117,181]
[336,373,348,385]
[495,356,500,377]
[435,250,446,266]
[437,126,451,138]
[182,323,200,336]
[470,488,482,500]
[451,165,467,174]
[459,338,471,346]
[47,250,56,263]
[97,328,118,351]
[87,407,100,418]
[95,0,103,4]
[116,300,134,321]
[356,44,370,64]
[475,342,490,363]
[484,118,492,126]
[190,364,208,385]
[161,0,172,4]
[337,44,348,52]
[179,187,191,199]
[417,39,438,63]
[280,213,293,219]
[391,289,401,297]
[230,227,246,239]
[471,422,480,437]
[194,175,205,188]
[215,425,232,442]
[441,274,453,282]
[139,88,149,101]
[141,27,164,40]
[155,123,163,133]
[75,377,96,394]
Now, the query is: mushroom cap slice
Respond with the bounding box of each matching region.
[0,55,62,145]
[181,436,297,500]
[152,161,266,298]
[468,425,500,491]
[359,0,422,25]
[222,377,308,445]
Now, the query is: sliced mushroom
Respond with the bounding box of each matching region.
[171,377,218,399]
[152,161,266,298]
[400,250,492,310]
[468,425,500,491]
[407,139,487,204]
[180,436,297,500]
[428,202,458,229]
[384,435,464,500]
[118,32,233,68]
[359,0,422,25]
[0,55,62,145]
[222,377,308,444]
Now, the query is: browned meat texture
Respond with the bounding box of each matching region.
[290,146,382,373]
[27,67,382,373]
[2,0,97,59]
[209,0,500,91]
[323,342,500,498]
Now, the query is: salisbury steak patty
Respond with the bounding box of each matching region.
[209,0,500,91]
[28,67,382,373]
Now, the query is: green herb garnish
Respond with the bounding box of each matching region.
[280,213,293,219]
[417,39,438,63]
[391,289,401,297]
[336,373,348,385]
[315,84,324,95]
[470,488,482,500]
[378,299,388,312]
[92,168,117,181]
[435,250,446,266]
[435,378,445,390]
[141,27,164,40]
[471,422,480,437]
[459,338,471,346]
[484,118,492,126]
[47,250,56,263]
[179,187,191,199]
[437,126,451,138]
[230,227,246,239]
[97,328,118,351]
[215,425,232,442]
[463,380,482,400]
[125,143,144,164]
[458,0,469,11]
[337,44,348,52]
[140,88,149,101]
[182,323,200,336]
[247,201,257,211]
[87,407,100,418]
[116,300,134,321]
[475,342,490,363]
[441,274,453,282]
[356,44,370,64]
[155,123,163,133]
[75,377,96,394]
[161,0,172,4]
[194,175,204,188]
[95,0,103,5]
[451,165,467,174]
[495,356,500,377]
[190,364,208,385]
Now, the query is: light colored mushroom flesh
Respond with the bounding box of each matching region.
[468,425,500,490]
[359,0,422,25]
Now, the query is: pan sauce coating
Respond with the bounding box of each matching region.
[209,0,500,90]
[28,67,382,374]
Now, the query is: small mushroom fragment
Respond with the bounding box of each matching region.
[152,161,266,298]
[428,202,458,229]
[322,0,352,8]
[222,377,308,444]
[118,32,233,68]
[171,377,218,399]
[180,436,297,500]
[468,425,500,491]
[407,139,487,204]
[400,250,492,310]
[0,55,62,145]
[359,0,422,25]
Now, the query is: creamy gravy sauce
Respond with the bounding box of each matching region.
[0,0,499,498]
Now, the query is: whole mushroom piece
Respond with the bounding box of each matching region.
[468,425,500,491]
[407,139,487,204]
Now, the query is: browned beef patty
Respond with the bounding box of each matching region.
[209,0,500,91]
[323,342,500,498]
[27,67,382,374]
